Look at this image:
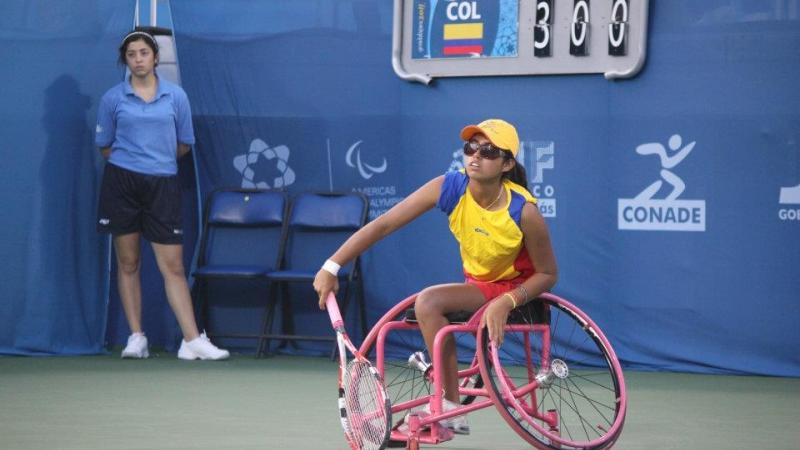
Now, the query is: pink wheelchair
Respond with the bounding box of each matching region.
[356,292,627,449]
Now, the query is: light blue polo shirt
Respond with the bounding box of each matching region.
[95,77,195,176]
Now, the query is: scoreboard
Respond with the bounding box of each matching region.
[393,0,650,83]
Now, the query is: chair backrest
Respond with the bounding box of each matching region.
[283,192,369,272]
[198,189,288,269]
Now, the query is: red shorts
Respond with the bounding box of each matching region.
[466,274,528,301]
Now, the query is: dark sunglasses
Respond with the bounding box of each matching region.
[463,140,505,160]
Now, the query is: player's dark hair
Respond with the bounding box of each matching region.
[502,151,528,190]
[118,31,159,66]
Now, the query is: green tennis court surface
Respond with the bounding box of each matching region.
[1,354,797,449]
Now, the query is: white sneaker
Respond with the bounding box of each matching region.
[398,398,470,435]
[446,415,470,434]
[177,332,230,361]
[440,399,470,435]
[121,333,149,359]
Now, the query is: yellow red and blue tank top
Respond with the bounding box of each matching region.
[437,171,538,282]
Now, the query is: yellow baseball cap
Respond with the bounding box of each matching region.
[460,119,520,157]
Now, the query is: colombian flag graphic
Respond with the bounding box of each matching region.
[411,0,516,60]
[443,22,484,56]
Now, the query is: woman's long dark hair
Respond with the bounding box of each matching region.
[502,151,528,190]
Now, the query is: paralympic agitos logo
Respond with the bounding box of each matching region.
[346,141,387,180]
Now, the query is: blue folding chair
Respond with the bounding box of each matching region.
[191,189,288,355]
[261,191,368,356]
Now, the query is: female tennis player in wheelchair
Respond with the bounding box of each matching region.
[314,119,625,449]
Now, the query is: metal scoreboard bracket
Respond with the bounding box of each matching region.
[392,0,649,84]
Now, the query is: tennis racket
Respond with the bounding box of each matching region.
[325,293,391,450]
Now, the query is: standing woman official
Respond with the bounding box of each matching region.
[95,31,228,360]
[314,119,558,433]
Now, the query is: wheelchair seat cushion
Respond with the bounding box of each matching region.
[403,298,549,326]
[507,300,550,325]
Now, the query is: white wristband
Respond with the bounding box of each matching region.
[322,259,341,276]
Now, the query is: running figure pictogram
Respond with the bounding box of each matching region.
[634,134,695,201]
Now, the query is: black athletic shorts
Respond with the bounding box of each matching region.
[97,163,183,244]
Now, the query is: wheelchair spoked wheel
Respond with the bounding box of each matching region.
[360,304,485,443]
[368,327,482,415]
[478,294,627,450]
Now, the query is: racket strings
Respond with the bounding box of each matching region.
[343,360,388,449]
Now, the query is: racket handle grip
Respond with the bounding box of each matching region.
[325,293,344,328]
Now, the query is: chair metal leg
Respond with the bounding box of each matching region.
[278,282,299,350]
[357,274,368,339]
[329,338,339,361]
[191,278,210,333]
[258,302,277,357]
[258,283,279,357]
[339,279,352,327]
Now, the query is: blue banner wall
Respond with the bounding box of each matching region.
[3,0,795,376]
[172,0,799,376]
[0,1,134,354]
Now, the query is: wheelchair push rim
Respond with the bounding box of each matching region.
[478,293,627,450]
